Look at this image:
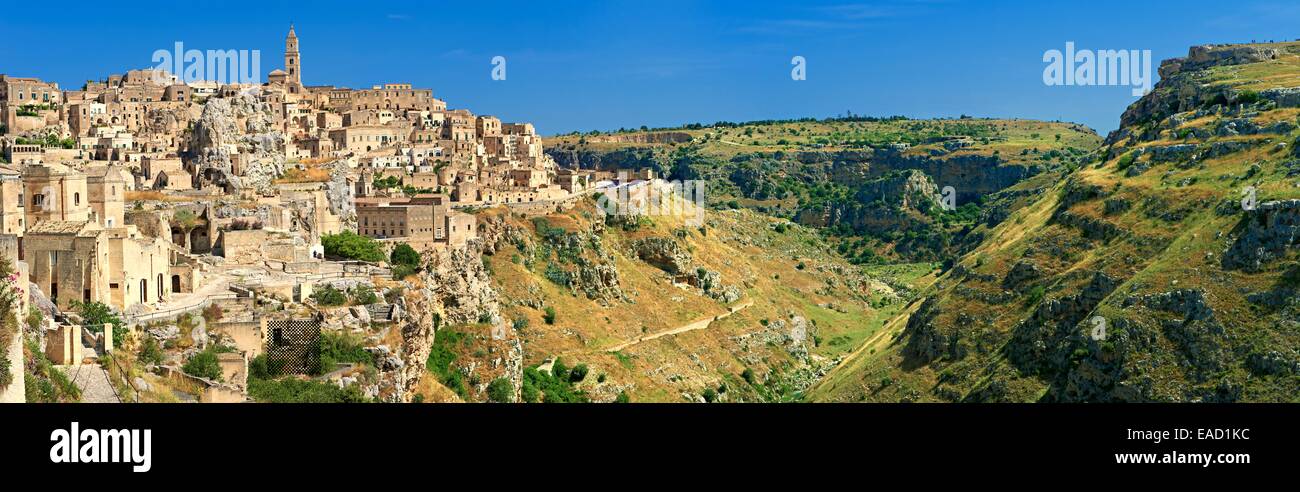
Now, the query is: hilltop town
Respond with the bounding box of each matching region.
[0,26,612,403]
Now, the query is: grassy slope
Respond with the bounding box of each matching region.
[483,198,925,402]
[811,43,1300,402]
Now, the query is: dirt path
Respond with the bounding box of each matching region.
[60,364,121,403]
[606,300,753,352]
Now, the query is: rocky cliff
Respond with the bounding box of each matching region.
[188,93,287,194]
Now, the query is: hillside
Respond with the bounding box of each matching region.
[811,42,1300,402]
[432,195,934,402]
[547,118,1101,263]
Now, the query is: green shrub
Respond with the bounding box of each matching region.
[487,378,514,403]
[543,306,557,325]
[349,284,378,305]
[314,330,374,375]
[1116,152,1137,171]
[322,231,385,262]
[138,337,164,366]
[182,349,223,381]
[426,329,468,399]
[391,263,419,280]
[569,363,589,383]
[544,263,571,287]
[521,379,540,402]
[311,285,346,306]
[70,300,124,348]
[1025,285,1046,307]
[390,243,421,268]
[249,377,368,403]
[521,363,588,403]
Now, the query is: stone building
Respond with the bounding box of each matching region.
[20,163,173,311]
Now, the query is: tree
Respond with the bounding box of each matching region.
[390,243,421,268]
[487,378,514,403]
[321,231,385,262]
[569,363,589,383]
[70,300,124,348]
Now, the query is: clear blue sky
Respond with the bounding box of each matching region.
[4,0,1300,135]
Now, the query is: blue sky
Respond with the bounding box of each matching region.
[5,0,1300,135]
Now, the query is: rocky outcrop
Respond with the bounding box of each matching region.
[425,246,500,325]
[902,297,947,365]
[632,237,692,275]
[188,93,287,194]
[1222,200,1300,272]
[545,146,667,171]
[1159,44,1280,78]
[1007,272,1120,373]
[1131,289,1227,378]
[1002,261,1042,291]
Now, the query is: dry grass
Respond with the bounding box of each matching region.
[274,165,331,184]
[125,190,192,202]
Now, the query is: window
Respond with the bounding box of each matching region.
[74,193,80,206]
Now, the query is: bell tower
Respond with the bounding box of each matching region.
[285,24,301,87]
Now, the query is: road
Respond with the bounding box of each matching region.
[606,300,753,353]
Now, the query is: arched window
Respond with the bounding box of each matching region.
[74,193,80,206]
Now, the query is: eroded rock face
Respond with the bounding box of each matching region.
[1161,45,1280,79]
[324,158,356,221]
[188,93,286,194]
[1222,200,1300,272]
[633,237,692,275]
[1002,261,1042,291]
[378,242,505,402]
[1006,272,1120,373]
[426,245,500,326]
[902,297,947,365]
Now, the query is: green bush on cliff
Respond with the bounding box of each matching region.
[322,231,385,262]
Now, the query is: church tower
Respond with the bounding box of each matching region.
[285,24,301,88]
